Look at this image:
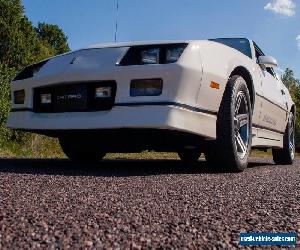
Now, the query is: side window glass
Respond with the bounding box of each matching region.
[254,43,264,63]
[266,68,276,78]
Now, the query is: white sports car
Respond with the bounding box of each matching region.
[7,38,295,172]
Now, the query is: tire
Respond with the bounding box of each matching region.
[272,113,295,165]
[204,75,252,172]
[59,137,106,163]
[178,148,201,164]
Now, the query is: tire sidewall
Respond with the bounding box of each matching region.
[272,113,295,165]
[286,113,295,162]
[216,75,252,171]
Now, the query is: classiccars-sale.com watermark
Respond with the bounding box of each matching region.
[240,233,297,246]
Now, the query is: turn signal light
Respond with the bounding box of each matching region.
[14,90,25,104]
[210,81,220,89]
[40,93,52,104]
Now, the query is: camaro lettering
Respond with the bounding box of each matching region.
[57,94,82,101]
[263,115,277,126]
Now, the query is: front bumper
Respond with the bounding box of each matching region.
[7,104,217,139]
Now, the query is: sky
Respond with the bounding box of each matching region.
[23,0,300,78]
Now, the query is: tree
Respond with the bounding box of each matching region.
[0,0,70,69]
[35,22,70,55]
[281,68,299,91]
[0,0,70,145]
[0,0,28,67]
[0,64,15,144]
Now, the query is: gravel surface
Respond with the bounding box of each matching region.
[0,157,299,249]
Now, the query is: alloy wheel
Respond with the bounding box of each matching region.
[234,91,250,159]
[289,115,295,160]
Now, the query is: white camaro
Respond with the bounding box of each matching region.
[7,38,295,172]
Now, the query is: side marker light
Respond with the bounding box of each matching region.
[210,81,220,89]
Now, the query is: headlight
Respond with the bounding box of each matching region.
[118,44,187,66]
[14,90,25,104]
[141,48,160,64]
[166,47,186,63]
[130,79,163,96]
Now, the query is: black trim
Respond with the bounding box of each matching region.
[256,92,287,112]
[10,102,218,116]
[11,108,33,112]
[33,81,117,113]
[10,129,206,151]
[114,102,218,116]
[253,124,284,135]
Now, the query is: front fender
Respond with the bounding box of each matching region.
[196,41,255,113]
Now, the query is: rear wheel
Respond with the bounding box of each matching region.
[178,148,201,164]
[272,113,295,165]
[204,75,252,172]
[59,137,106,163]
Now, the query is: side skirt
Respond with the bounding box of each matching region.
[252,126,284,148]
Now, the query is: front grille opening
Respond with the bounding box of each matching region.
[33,81,117,113]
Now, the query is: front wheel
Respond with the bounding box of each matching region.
[204,75,252,172]
[272,113,295,165]
[59,137,106,163]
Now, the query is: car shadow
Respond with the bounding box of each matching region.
[0,157,275,177]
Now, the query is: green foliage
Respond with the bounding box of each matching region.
[281,68,300,94]
[36,22,70,55]
[281,68,300,150]
[0,0,70,146]
[0,64,32,145]
[0,0,51,69]
[0,64,15,144]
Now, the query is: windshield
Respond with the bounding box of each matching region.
[210,38,252,59]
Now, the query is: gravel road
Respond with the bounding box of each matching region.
[0,157,299,249]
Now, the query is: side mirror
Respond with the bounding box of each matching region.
[258,56,278,68]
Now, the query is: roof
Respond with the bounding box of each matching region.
[86,38,251,49]
[87,40,194,49]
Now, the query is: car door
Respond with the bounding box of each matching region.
[260,70,287,132]
[253,43,287,133]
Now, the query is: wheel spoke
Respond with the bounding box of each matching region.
[235,133,247,156]
[234,117,239,133]
[235,114,248,128]
[288,115,295,160]
[235,95,242,115]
